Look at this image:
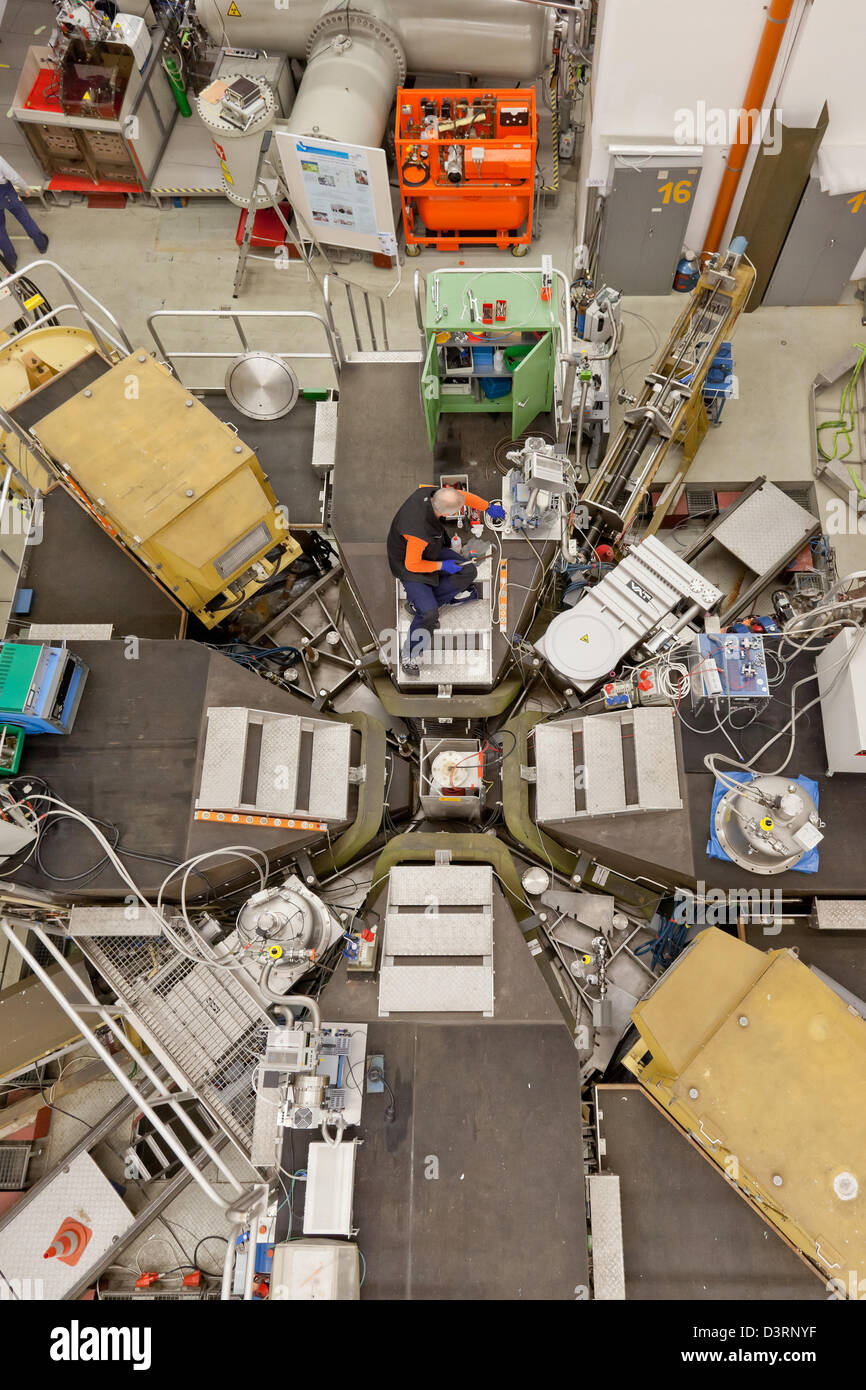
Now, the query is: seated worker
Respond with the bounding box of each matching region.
[387,485,505,676]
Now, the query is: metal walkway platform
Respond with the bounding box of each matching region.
[533,707,682,822]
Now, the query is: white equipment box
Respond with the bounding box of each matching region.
[816,627,866,774]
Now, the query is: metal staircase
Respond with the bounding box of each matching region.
[395,556,493,690]
[532,707,682,822]
[378,864,495,1016]
[196,706,353,823]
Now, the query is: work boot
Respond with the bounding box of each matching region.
[446,585,479,606]
[401,656,420,677]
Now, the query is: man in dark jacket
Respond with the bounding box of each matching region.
[387,485,505,675]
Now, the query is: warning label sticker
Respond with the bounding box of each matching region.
[227,2,240,15]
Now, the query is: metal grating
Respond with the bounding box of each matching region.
[0,1144,31,1191]
[583,717,626,815]
[75,924,269,1152]
[213,522,271,579]
[633,707,682,810]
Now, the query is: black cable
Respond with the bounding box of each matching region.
[35,1064,90,1129]
[192,1235,228,1277]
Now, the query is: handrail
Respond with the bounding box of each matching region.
[1,920,267,1225]
[0,260,133,359]
[322,272,390,354]
[146,307,342,390]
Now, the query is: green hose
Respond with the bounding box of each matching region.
[817,342,866,464]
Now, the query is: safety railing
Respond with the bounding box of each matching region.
[1,919,269,1300]
[147,306,342,391]
[322,273,390,355]
[0,260,133,360]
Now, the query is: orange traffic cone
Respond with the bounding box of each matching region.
[43,1217,92,1267]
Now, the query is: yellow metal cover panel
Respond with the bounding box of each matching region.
[156,469,271,570]
[673,950,866,1271]
[630,927,767,1076]
[31,351,255,541]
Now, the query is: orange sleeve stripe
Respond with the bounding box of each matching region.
[403,534,441,572]
[460,490,490,511]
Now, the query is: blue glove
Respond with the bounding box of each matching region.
[440,555,462,575]
[486,503,506,522]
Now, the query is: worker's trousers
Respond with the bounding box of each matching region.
[0,183,48,272]
[402,564,478,660]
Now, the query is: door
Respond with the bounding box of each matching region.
[597,163,701,295]
[511,334,551,439]
[764,177,866,306]
[421,335,441,450]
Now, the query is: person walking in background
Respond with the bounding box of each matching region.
[0,155,49,272]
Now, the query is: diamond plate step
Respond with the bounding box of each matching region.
[583,716,626,815]
[311,400,338,475]
[197,707,352,821]
[396,558,493,688]
[388,864,493,907]
[256,716,300,815]
[534,724,576,822]
[534,710,681,821]
[384,913,493,956]
[197,707,249,810]
[308,722,352,821]
[711,481,817,576]
[588,1174,626,1300]
[812,899,866,931]
[378,965,494,1014]
[633,706,681,810]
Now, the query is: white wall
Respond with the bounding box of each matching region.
[586,0,866,267]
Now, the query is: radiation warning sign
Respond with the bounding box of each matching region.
[227,2,241,15]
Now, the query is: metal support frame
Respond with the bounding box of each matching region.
[1,921,268,1237]
[123,21,179,192]
[147,306,342,391]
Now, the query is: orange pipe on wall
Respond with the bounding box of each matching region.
[701,0,796,257]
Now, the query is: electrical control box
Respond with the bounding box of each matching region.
[817,626,866,774]
[0,641,88,734]
[690,632,769,708]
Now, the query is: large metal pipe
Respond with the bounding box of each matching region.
[289,6,405,146]
[195,0,554,80]
[701,0,795,257]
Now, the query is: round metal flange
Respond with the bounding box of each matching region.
[306,8,407,85]
[224,352,299,420]
[541,607,620,686]
[521,865,550,896]
[713,773,821,875]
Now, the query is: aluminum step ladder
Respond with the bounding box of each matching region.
[378,864,494,1016]
[395,556,493,691]
[532,707,682,822]
[197,706,353,822]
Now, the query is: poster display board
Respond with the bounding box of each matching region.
[274,131,397,257]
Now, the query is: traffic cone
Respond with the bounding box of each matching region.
[43,1217,92,1267]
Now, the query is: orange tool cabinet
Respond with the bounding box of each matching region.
[396,87,536,255]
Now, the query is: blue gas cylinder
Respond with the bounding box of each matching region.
[673,256,700,292]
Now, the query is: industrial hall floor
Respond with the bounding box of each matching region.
[3,8,866,1303]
